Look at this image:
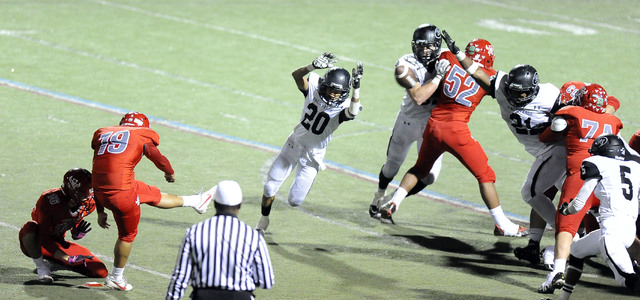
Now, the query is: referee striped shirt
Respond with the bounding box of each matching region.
[166,213,275,299]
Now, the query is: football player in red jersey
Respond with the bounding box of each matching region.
[19,168,108,283]
[378,34,528,237]
[537,84,623,293]
[91,112,216,291]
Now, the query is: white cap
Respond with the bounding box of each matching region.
[214,180,242,206]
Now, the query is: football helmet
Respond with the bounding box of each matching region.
[120,112,150,128]
[411,24,442,66]
[504,64,540,107]
[465,39,495,69]
[62,168,92,205]
[318,67,351,106]
[575,83,607,114]
[589,134,626,159]
[558,81,586,105]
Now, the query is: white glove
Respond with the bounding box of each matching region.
[550,116,567,132]
[310,52,337,70]
[433,59,451,82]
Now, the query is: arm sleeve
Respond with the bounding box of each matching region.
[567,177,599,214]
[166,231,193,300]
[143,143,175,175]
[252,234,275,289]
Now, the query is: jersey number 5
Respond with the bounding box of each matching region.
[97,130,130,155]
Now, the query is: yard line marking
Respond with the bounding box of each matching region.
[1,77,527,224]
[89,0,392,71]
[470,0,640,35]
[0,31,389,131]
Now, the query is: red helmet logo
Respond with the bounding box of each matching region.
[465,39,495,69]
[558,81,586,105]
[576,84,607,114]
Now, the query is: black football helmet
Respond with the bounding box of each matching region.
[318,67,351,106]
[62,168,92,205]
[411,24,442,66]
[505,64,540,107]
[589,134,626,159]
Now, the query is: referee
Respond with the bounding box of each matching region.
[166,180,275,300]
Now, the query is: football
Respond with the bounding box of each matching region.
[395,65,418,89]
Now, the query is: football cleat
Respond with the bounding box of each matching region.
[195,185,217,214]
[37,268,53,284]
[542,245,555,270]
[494,224,529,237]
[537,272,564,294]
[105,275,133,291]
[256,215,269,235]
[514,241,541,264]
[379,201,397,224]
[369,191,385,219]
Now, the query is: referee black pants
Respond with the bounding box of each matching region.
[191,288,254,300]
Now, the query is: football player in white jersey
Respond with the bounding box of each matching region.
[442,30,565,264]
[256,52,363,234]
[369,24,446,219]
[557,134,640,299]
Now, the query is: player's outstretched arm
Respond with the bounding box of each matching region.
[442,30,491,91]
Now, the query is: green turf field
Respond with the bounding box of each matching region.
[2,0,640,299]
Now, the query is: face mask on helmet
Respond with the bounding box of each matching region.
[62,168,93,206]
[575,84,608,114]
[589,134,626,159]
[465,39,495,69]
[411,24,442,66]
[318,67,351,106]
[505,64,540,107]
[120,112,150,128]
[557,81,586,106]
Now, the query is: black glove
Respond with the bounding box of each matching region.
[351,62,363,89]
[441,30,461,56]
[71,220,92,240]
[558,201,571,216]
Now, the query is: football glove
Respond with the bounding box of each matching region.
[71,220,92,240]
[351,61,363,89]
[68,255,94,267]
[558,201,571,216]
[442,30,463,60]
[435,59,451,79]
[311,52,337,70]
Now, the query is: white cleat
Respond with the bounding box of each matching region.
[369,191,385,219]
[105,275,133,291]
[37,268,53,284]
[256,215,269,235]
[195,185,217,214]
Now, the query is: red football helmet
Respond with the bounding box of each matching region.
[576,83,608,114]
[120,112,150,128]
[62,168,92,205]
[465,39,495,69]
[558,81,586,105]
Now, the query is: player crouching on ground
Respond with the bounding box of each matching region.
[19,168,108,283]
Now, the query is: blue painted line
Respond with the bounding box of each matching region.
[0,78,529,223]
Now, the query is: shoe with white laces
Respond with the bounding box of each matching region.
[195,185,217,214]
[369,191,385,219]
[37,268,53,284]
[542,245,555,270]
[256,215,269,235]
[105,275,133,291]
[538,272,564,294]
[494,224,529,237]
[379,201,397,224]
